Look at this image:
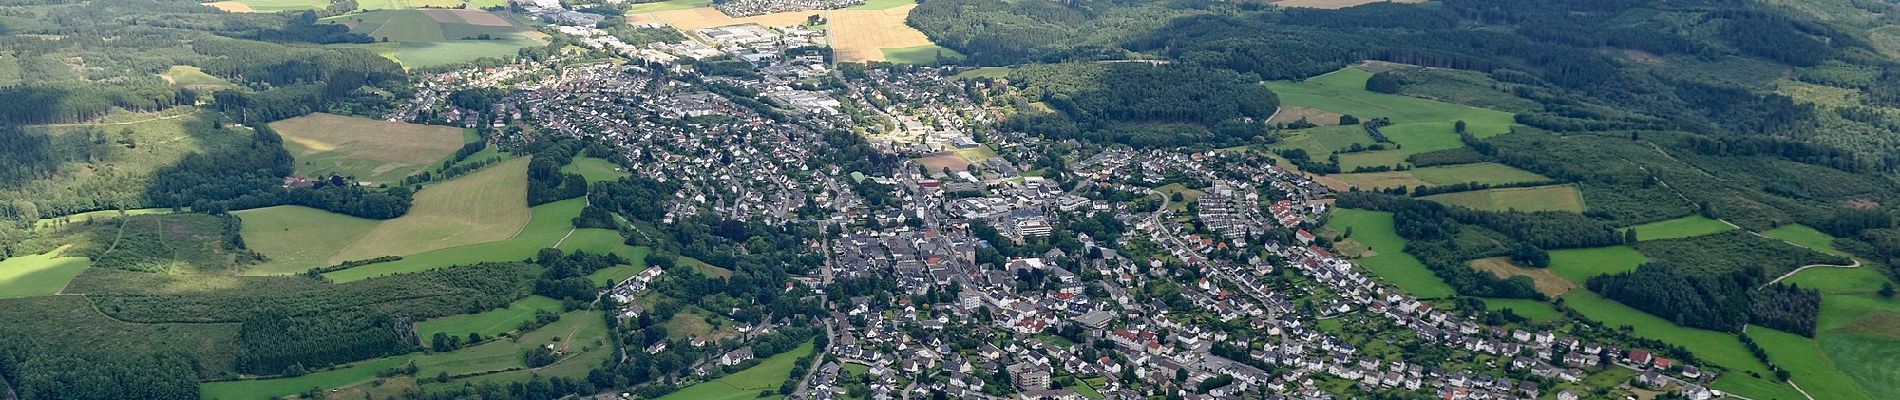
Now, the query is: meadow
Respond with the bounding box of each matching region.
[234,205,381,275]
[0,246,89,298]
[627,0,712,12]
[329,157,532,263]
[269,113,466,184]
[846,0,914,10]
[880,45,965,65]
[324,197,583,282]
[160,65,236,90]
[214,0,327,12]
[1481,297,1563,322]
[655,341,815,400]
[1625,215,1734,241]
[1323,209,1454,298]
[0,296,241,377]
[1467,257,1574,298]
[414,295,564,340]
[322,9,543,68]
[1546,246,1646,283]
[1816,294,1900,399]
[1560,290,1771,377]
[1330,162,1550,190]
[1263,66,1516,154]
[560,156,631,183]
[1762,224,1847,257]
[1749,324,1873,400]
[1419,184,1583,213]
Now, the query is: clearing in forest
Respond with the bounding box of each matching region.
[0,246,90,299]
[1419,184,1584,213]
[269,113,466,184]
[1623,215,1735,241]
[328,157,532,264]
[321,9,544,68]
[1266,66,1515,155]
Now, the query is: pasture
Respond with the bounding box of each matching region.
[562,156,631,183]
[1419,184,1583,213]
[1750,325,1874,400]
[1763,224,1847,256]
[209,0,326,12]
[1817,294,1900,399]
[1546,246,1646,283]
[322,9,543,68]
[1467,257,1574,298]
[1561,289,1772,377]
[881,45,965,65]
[1264,66,1516,154]
[1323,209,1455,298]
[656,341,815,400]
[0,246,89,298]
[329,157,531,263]
[233,205,381,275]
[324,197,583,283]
[1330,162,1549,190]
[270,113,466,184]
[1625,215,1734,241]
[415,295,564,340]
[1334,150,1407,171]
[160,65,236,90]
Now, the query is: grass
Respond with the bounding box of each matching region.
[1625,215,1734,241]
[562,157,630,183]
[321,9,544,68]
[845,0,913,10]
[1332,162,1550,190]
[159,65,235,88]
[329,157,532,263]
[1154,183,1204,212]
[1324,209,1455,298]
[1786,266,1888,295]
[1712,373,1808,400]
[323,197,583,283]
[1546,246,1646,283]
[1482,298,1563,322]
[1335,150,1407,171]
[270,113,467,184]
[202,357,413,400]
[1270,125,1372,159]
[880,45,965,65]
[954,67,1010,79]
[1816,294,1900,399]
[1264,66,1516,155]
[223,0,328,12]
[1581,367,1636,389]
[1034,334,1076,348]
[33,208,175,229]
[415,295,565,340]
[586,246,654,287]
[0,296,240,378]
[656,341,815,400]
[1419,184,1584,213]
[1467,257,1574,298]
[1749,325,1873,400]
[1561,289,1772,377]
[233,206,381,275]
[1763,224,1847,257]
[0,246,89,298]
[628,0,712,12]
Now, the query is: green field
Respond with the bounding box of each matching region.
[845,0,913,10]
[656,341,815,400]
[34,208,176,229]
[1335,150,1407,171]
[1546,246,1647,283]
[321,9,543,68]
[954,66,1010,79]
[221,0,328,12]
[628,0,712,12]
[1561,290,1771,376]
[1763,224,1847,256]
[1324,209,1455,298]
[1419,184,1583,213]
[160,65,235,89]
[330,157,532,263]
[415,295,564,340]
[1750,325,1873,400]
[1626,215,1735,241]
[0,247,90,298]
[1331,162,1549,190]
[202,357,413,400]
[1786,266,1887,295]
[562,157,630,183]
[1482,298,1563,322]
[270,113,468,184]
[585,246,653,287]
[356,0,510,9]
[1264,66,1516,155]
[1816,294,1900,399]
[1712,373,1808,400]
[881,45,965,65]
[1270,125,1371,160]
[234,206,381,275]
[324,197,583,283]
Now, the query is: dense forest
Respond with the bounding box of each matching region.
[1588,263,1823,336]
[998,63,1276,148]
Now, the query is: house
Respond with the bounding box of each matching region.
[1628,349,1653,366]
[720,346,756,366]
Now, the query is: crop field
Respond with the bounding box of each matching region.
[1625,215,1734,241]
[1467,257,1574,298]
[1264,66,1515,154]
[562,156,630,183]
[1561,290,1771,377]
[1481,298,1563,322]
[1546,246,1645,283]
[209,0,326,12]
[1763,224,1847,256]
[1330,162,1549,190]
[1750,324,1873,400]
[159,65,235,90]
[1420,184,1583,213]
[270,113,466,184]
[234,206,381,275]
[0,246,89,298]
[1324,209,1454,298]
[415,295,564,340]
[330,157,531,263]
[324,197,582,282]
[656,341,815,400]
[322,9,543,68]
[831,5,944,63]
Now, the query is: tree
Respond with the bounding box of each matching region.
[1339,114,1359,125]
[1882,282,1895,298]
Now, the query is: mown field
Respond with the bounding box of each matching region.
[269,113,466,184]
[320,9,543,68]
[330,157,532,263]
[1323,208,1454,298]
[1481,297,1563,322]
[561,156,630,183]
[1418,184,1583,213]
[324,196,581,282]
[234,205,381,275]
[160,65,236,89]
[1264,66,1515,155]
[1560,289,1772,377]
[0,246,89,298]
[1329,162,1549,190]
[414,295,564,340]
[654,341,815,400]
[1546,246,1646,283]
[1763,224,1848,257]
[1750,324,1874,400]
[1467,257,1573,298]
[880,45,965,65]
[1625,215,1734,241]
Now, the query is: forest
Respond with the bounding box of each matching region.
[1588,263,1823,336]
[999,63,1277,148]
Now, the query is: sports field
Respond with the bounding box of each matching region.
[324,197,583,283]
[1323,208,1454,298]
[233,205,381,275]
[1330,162,1548,190]
[655,341,815,400]
[1625,215,1734,241]
[1467,257,1574,298]
[272,113,466,184]
[322,9,543,68]
[0,246,89,298]
[329,157,532,263]
[1546,246,1645,283]
[562,157,630,183]
[1264,66,1516,154]
[1419,184,1583,212]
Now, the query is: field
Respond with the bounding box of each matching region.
[644,7,817,31]
[209,0,326,12]
[415,295,564,340]
[628,0,712,12]
[357,0,510,9]
[329,157,532,263]
[159,65,236,90]
[1467,257,1574,298]
[1419,184,1583,212]
[233,206,381,275]
[1816,293,1900,399]
[270,113,466,184]
[321,9,544,68]
[1334,150,1407,171]
[323,197,583,282]
[1750,325,1874,400]
[1625,215,1734,241]
[0,246,90,298]
[1267,105,1342,126]
[561,157,630,183]
[1481,298,1563,322]
[1154,183,1203,212]
[1271,0,1425,9]
[655,341,815,400]
[1264,66,1516,155]
[1323,209,1455,298]
[1329,162,1549,190]
[846,0,913,10]
[1546,246,1646,283]
[3,111,244,224]
[1762,224,1848,257]
[34,208,175,229]
[880,45,965,65]
[1561,290,1771,377]
[914,153,971,172]
[828,5,941,63]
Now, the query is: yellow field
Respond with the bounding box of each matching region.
[202,1,258,12]
[1469,257,1575,298]
[828,5,935,62]
[270,113,465,183]
[328,158,532,263]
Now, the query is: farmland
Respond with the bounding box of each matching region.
[232,205,381,275]
[1323,208,1454,298]
[329,157,532,263]
[1329,162,1550,190]
[1816,294,1900,399]
[628,0,712,12]
[1418,184,1584,213]
[1625,215,1734,241]
[1561,290,1771,377]
[0,246,89,298]
[828,5,944,63]
[323,197,585,282]
[414,295,564,340]
[1546,246,1646,283]
[269,113,466,184]
[321,9,544,68]
[1762,224,1848,257]
[1750,325,1873,400]
[655,341,815,400]
[562,157,631,183]
[1467,257,1574,298]
[208,0,326,12]
[1264,66,1515,155]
